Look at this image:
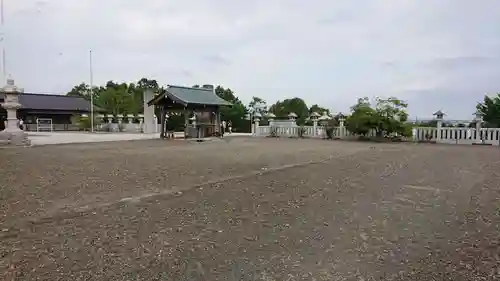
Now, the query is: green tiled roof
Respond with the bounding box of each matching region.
[164,85,231,106]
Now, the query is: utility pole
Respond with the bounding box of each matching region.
[1,0,6,84]
[89,50,94,132]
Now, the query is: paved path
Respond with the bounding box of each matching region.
[27,131,252,146]
[1,139,500,280]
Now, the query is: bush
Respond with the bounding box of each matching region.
[269,127,278,138]
[297,126,306,138]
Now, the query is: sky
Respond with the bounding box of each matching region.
[4,0,500,119]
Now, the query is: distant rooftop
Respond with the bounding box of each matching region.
[0,92,93,112]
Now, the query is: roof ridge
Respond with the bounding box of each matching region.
[21,92,85,99]
[167,85,213,92]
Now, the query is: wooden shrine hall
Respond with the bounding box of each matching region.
[147,84,232,139]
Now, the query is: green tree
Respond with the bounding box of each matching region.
[66,78,163,116]
[309,104,329,115]
[268,98,309,124]
[215,86,247,132]
[346,97,411,137]
[476,93,500,127]
[346,98,378,136]
[374,97,409,136]
[66,83,91,100]
[248,96,266,110]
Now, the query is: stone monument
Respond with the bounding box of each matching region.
[143,89,156,134]
[0,78,30,146]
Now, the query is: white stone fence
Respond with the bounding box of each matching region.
[95,114,159,133]
[256,125,375,139]
[255,124,500,146]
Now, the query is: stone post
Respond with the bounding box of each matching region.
[137,114,144,133]
[96,114,105,130]
[475,120,482,143]
[153,115,158,133]
[143,89,155,134]
[0,78,30,146]
[339,116,346,138]
[473,111,483,144]
[253,112,262,136]
[310,112,320,137]
[254,117,260,136]
[339,117,345,128]
[436,120,442,141]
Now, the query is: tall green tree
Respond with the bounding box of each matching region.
[476,93,500,127]
[346,98,379,136]
[215,86,247,132]
[268,98,309,124]
[309,104,329,115]
[346,97,411,137]
[65,78,162,116]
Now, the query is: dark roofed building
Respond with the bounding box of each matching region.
[18,93,93,112]
[0,93,99,131]
[147,85,232,107]
[147,85,232,138]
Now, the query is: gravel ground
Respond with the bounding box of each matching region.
[1,138,500,280]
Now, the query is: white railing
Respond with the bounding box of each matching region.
[413,127,500,145]
[256,125,500,146]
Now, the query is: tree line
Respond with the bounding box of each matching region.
[66,78,331,132]
[66,78,500,133]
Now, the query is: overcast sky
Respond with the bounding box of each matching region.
[4,0,500,119]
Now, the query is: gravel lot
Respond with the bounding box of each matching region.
[1,138,500,280]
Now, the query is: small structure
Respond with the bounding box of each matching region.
[147,85,232,139]
[266,112,276,120]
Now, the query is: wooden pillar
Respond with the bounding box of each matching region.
[160,106,166,139]
[184,108,189,139]
[215,107,221,133]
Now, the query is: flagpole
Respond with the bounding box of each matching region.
[89,50,94,132]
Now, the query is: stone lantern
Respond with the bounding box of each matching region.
[317,112,332,139]
[433,110,445,120]
[433,110,445,141]
[266,112,276,120]
[137,114,144,132]
[473,110,483,144]
[253,112,262,136]
[253,111,262,122]
[309,112,320,120]
[266,112,276,126]
[337,112,346,127]
[0,78,29,146]
[288,112,298,121]
[126,114,134,124]
[318,111,331,126]
[116,114,124,124]
[310,112,320,137]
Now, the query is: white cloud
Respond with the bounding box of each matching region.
[3,0,500,118]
